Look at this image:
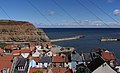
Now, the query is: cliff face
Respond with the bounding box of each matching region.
[0,20,49,42]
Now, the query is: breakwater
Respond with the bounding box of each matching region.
[50,35,84,42]
[100,38,120,42]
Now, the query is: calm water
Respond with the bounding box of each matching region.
[42,28,120,59]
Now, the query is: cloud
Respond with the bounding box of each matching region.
[37,20,120,28]
[47,11,56,16]
[113,9,120,16]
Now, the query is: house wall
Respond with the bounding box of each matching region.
[93,62,117,73]
[64,63,72,69]
[29,60,36,68]
[52,63,64,67]
[115,66,120,72]
[21,53,29,58]
[32,51,40,57]
[46,52,53,57]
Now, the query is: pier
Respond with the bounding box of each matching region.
[99,38,120,42]
[50,35,84,42]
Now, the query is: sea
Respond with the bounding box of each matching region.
[42,28,120,60]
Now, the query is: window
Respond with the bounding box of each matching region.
[2,68,9,73]
[36,62,38,65]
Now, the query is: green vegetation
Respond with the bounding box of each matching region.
[0,42,6,49]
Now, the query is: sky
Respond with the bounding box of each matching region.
[0,0,120,28]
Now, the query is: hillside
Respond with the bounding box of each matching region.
[0,20,49,43]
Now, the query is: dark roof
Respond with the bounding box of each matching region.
[87,57,105,72]
[83,53,92,62]
[16,58,27,67]
[39,56,52,63]
[71,51,82,62]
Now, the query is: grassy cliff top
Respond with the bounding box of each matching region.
[0,20,28,24]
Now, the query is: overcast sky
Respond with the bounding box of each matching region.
[0,0,120,28]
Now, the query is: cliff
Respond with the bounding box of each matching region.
[0,20,49,43]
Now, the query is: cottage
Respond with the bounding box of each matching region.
[15,58,28,72]
[52,56,65,67]
[32,50,41,57]
[50,45,62,53]
[12,50,21,56]
[35,45,42,51]
[83,52,92,63]
[64,56,72,69]
[70,51,83,69]
[39,56,52,68]
[47,43,52,49]
[29,57,40,68]
[20,49,31,58]
[4,45,14,53]
[101,50,116,67]
[0,55,13,73]
[115,66,120,73]
[0,48,4,55]
[87,57,117,73]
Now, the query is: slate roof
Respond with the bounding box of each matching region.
[83,53,92,62]
[51,46,62,53]
[16,58,28,67]
[39,56,52,63]
[87,57,105,72]
[71,51,82,62]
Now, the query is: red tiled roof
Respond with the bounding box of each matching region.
[0,48,3,53]
[60,53,66,57]
[0,55,13,73]
[52,56,64,62]
[4,45,17,50]
[102,51,116,60]
[32,57,40,62]
[12,50,21,55]
[50,50,56,54]
[29,68,47,73]
[21,49,31,53]
[38,50,43,53]
[50,67,71,73]
[47,43,52,46]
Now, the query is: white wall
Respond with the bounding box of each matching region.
[93,62,117,73]
[21,53,29,58]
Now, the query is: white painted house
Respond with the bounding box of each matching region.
[35,45,42,50]
[87,57,117,73]
[115,66,120,73]
[92,62,117,73]
[32,50,40,57]
[21,49,31,58]
[45,50,56,57]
